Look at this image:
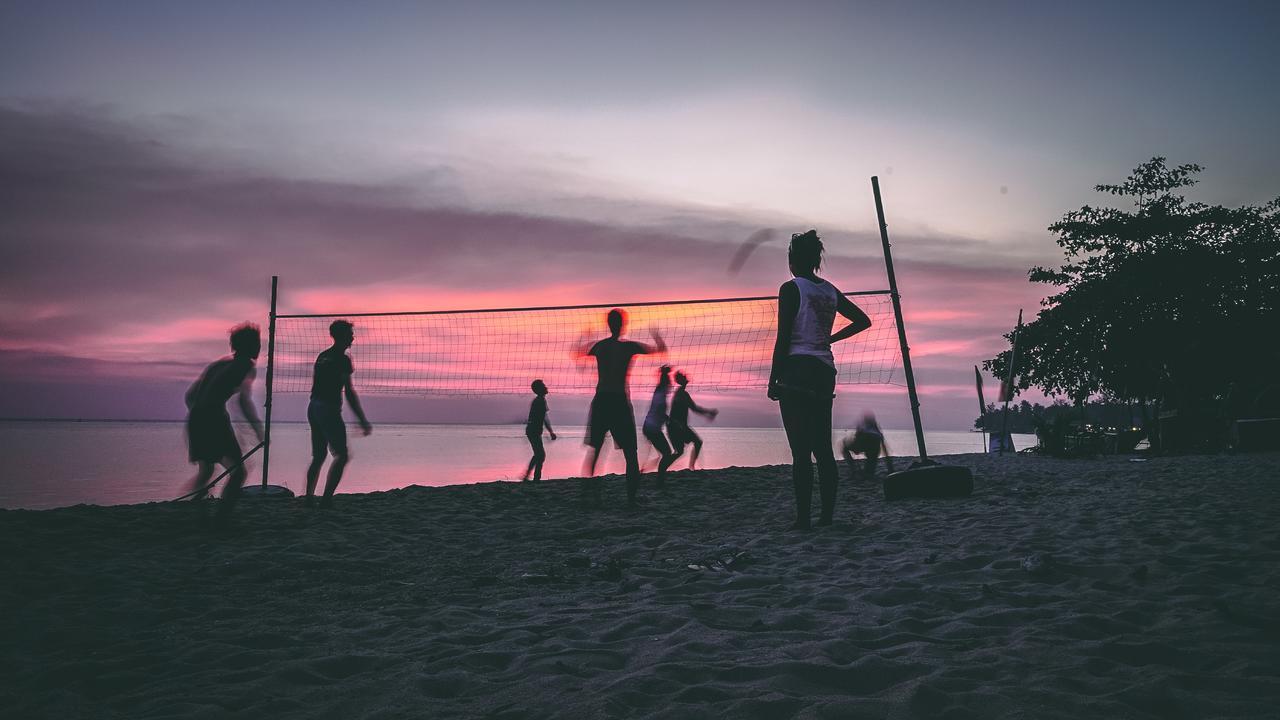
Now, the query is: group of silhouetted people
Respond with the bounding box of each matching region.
[527,315,722,508]
[186,230,887,530]
[184,319,371,526]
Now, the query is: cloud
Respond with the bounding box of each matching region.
[1,104,1050,426]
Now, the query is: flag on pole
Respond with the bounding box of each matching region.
[975,365,990,452]
[999,310,1024,402]
[975,365,987,414]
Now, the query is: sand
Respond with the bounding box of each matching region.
[2,451,1278,719]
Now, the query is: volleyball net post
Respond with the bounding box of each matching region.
[255,182,955,495]
[872,175,930,464]
[261,275,278,488]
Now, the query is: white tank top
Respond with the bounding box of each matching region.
[788,276,839,368]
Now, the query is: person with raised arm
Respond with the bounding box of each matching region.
[581,308,666,508]
[184,323,265,528]
[768,230,872,529]
[304,319,372,508]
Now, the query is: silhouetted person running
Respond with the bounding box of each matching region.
[581,308,666,508]
[668,371,718,469]
[769,230,872,529]
[642,366,678,487]
[305,320,372,508]
[184,323,264,527]
[841,411,894,482]
[522,379,557,482]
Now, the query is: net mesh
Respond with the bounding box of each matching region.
[271,293,899,395]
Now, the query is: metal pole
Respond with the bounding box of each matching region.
[261,275,278,487]
[872,176,929,462]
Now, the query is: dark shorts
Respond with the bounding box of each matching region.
[187,408,242,464]
[526,427,545,457]
[778,355,837,460]
[309,399,348,459]
[643,423,672,456]
[668,423,700,453]
[586,393,637,451]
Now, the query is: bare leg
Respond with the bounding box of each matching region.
[189,461,215,501]
[212,460,247,528]
[305,455,325,504]
[688,437,703,470]
[841,445,857,483]
[657,451,678,486]
[780,396,814,530]
[582,447,602,507]
[813,398,838,526]
[319,452,349,508]
[623,446,641,506]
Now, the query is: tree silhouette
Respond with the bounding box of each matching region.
[986,158,1280,423]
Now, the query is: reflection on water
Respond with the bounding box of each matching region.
[0,421,1031,510]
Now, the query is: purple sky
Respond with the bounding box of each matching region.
[2,1,1277,429]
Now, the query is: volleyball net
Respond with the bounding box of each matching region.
[269,291,900,396]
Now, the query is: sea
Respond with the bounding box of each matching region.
[0,421,1033,510]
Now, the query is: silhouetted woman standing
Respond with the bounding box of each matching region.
[769,231,872,529]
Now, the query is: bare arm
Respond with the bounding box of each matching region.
[544,414,556,439]
[769,281,799,397]
[237,370,264,442]
[635,328,667,356]
[828,292,872,344]
[345,379,372,435]
[690,397,718,419]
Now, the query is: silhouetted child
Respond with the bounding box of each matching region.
[522,379,557,482]
[668,371,718,469]
[305,319,372,508]
[184,323,265,527]
[841,412,894,482]
[642,366,679,486]
[580,308,666,508]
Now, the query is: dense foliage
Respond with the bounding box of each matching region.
[985,158,1280,416]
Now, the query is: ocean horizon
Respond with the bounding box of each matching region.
[0,420,1031,510]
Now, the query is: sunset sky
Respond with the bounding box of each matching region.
[3,1,1278,429]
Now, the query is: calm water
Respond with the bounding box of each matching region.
[0,421,1031,510]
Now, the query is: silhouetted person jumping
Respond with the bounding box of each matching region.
[668,371,718,469]
[581,308,666,508]
[184,323,265,527]
[841,411,894,482]
[305,320,372,508]
[769,230,872,529]
[522,379,557,482]
[642,366,678,487]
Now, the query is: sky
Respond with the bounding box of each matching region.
[2,1,1278,429]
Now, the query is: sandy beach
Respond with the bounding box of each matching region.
[3,451,1278,719]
